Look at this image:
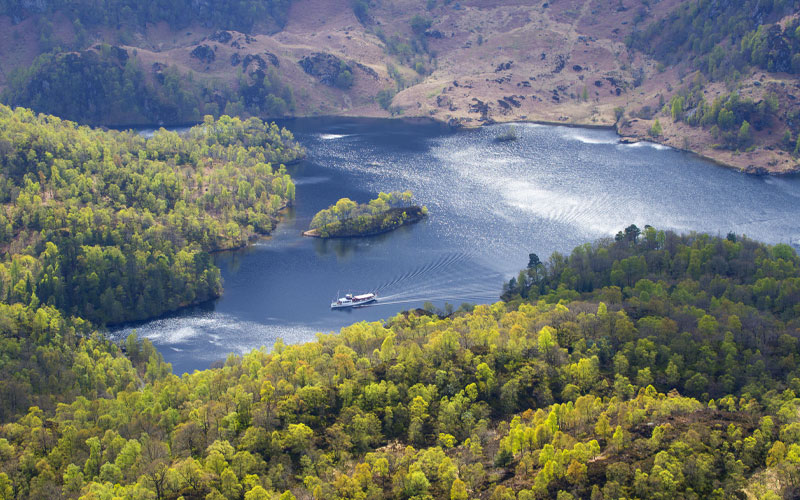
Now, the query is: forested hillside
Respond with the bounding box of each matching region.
[618,0,800,169]
[2,44,297,126]
[0,106,302,325]
[0,0,293,32]
[629,0,799,76]
[1,222,800,498]
[0,105,302,425]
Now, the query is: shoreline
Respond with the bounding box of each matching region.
[299,114,791,177]
[345,111,800,177]
[467,116,800,177]
[107,203,294,331]
[96,113,798,176]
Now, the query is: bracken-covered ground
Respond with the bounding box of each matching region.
[1,0,799,173]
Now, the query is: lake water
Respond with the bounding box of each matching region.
[112,118,800,374]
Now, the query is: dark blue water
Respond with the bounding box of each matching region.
[112,118,800,374]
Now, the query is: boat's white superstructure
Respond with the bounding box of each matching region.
[331,292,377,309]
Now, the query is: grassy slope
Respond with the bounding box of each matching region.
[1,0,799,173]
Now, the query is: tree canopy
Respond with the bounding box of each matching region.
[2,45,296,127]
[1,222,800,498]
[308,191,426,238]
[628,0,800,79]
[0,0,294,32]
[0,106,302,325]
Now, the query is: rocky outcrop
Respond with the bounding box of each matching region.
[298,53,353,88]
[190,45,215,64]
[264,52,280,67]
[152,62,166,83]
[90,44,128,64]
[744,165,770,176]
[495,61,513,72]
[243,54,267,72]
[553,54,566,73]
[209,30,233,44]
[354,61,378,79]
[469,98,491,121]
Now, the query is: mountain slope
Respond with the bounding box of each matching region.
[1,0,799,173]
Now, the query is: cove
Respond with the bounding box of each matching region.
[111,117,800,374]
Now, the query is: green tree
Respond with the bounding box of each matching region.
[649,119,662,137]
[671,96,684,121]
[410,15,432,35]
[737,120,752,148]
[245,486,272,500]
[451,477,469,500]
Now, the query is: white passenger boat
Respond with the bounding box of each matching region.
[331,292,377,309]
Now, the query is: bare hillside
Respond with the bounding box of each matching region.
[1,0,799,173]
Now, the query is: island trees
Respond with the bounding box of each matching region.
[306,191,427,238]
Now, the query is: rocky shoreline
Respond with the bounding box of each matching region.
[439,114,800,176]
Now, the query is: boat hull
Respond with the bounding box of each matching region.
[331,295,377,309]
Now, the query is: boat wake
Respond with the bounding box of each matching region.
[362,251,502,308]
[373,251,473,292]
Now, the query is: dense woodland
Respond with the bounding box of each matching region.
[308,191,427,238]
[2,45,296,126]
[0,105,302,327]
[0,0,293,32]
[629,0,800,80]
[0,103,301,424]
[1,182,800,498]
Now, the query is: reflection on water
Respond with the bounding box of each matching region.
[311,223,418,259]
[111,118,800,374]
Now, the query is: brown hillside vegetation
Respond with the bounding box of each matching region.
[1,0,799,173]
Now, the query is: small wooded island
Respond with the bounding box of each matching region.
[304,191,427,238]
